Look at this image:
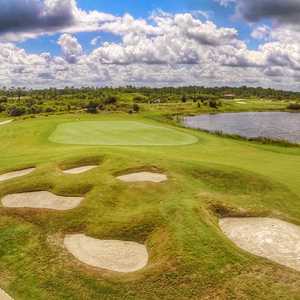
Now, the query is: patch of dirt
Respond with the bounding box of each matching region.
[220,217,300,272]
[117,172,167,183]
[0,288,13,300]
[62,165,98,174]
[1,191,83,210]
[64,234,148,273]
[0,168,36,182]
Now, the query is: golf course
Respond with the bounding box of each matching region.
[0,113,300,299]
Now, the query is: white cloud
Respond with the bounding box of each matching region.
[58,34,83,63]
[251,25,271,40]
[0,2,299,90]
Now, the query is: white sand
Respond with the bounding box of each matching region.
[220,217,300,272]
[0,168,36,182]
[63,165,98,174]
[0,120,13,126]
[2,191,83,210]
[117,172,167,183]
[64,234,148,273]
[0,288,13,300]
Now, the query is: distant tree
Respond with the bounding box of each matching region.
[181,95,187,103]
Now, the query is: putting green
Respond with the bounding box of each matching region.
[49,121,198,146]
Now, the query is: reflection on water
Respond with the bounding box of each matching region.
[183,112,300,144]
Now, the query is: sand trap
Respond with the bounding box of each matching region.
[220,218,300,272]
[0,120,13,126]
[117,172,167,183]
[63,165,98,174]
[0,168,36,182]
[2,191,83,210]
[0,288,13,300]
[64,234,148,273]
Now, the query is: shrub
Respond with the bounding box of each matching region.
[0,96,8,103]
[104,96,118,105]
[287,103,300,110]
[209,100,218,109]
[85,101,98,114]
[133,103,140,113]
[7,106,26,116]
[28,105,43,114]
[45,107,55,113]
[133,96,147,102]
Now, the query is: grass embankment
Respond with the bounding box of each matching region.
[141,99,289,116]
[0,114,299,299]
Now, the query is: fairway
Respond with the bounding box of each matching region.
[49,121,198,146]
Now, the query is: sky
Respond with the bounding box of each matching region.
[0,0,300,90]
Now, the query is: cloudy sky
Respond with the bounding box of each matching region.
[1,0,300,90]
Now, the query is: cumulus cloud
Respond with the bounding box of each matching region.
[0,0,77,41]
[251,25,271,41]
[58,34,83,63]
[236,0,300,24]
[0,1,300,90]
[88,13,244,66]
[217,0,300,24]
[0,0,158,42]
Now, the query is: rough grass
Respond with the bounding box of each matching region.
[0,113,299,299]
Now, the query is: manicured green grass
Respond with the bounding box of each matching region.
[49,120,198,146]
[0,113,299,299]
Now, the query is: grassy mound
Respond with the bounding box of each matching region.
[49,121,198,146]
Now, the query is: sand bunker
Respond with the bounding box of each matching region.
[64,234,148,273]
[117,172,167,183]
[220,217,300,272]
[63,165,98,174]
[0,168,36,182]
[2,191,83,210]
[0,288,13,300]
[0,120,13,126]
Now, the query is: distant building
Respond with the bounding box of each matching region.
[223,94,236,99]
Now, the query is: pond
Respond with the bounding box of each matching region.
[183,112,300,144]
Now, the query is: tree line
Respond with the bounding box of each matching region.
[0,85,299,117]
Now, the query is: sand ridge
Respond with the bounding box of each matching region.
[2,191,83,210]
[220,217,300,272]
[0,288,13,300]
[63,165,98,174]
[117,172,167,183]
[0,168,36,182]
[64,234,148,273]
